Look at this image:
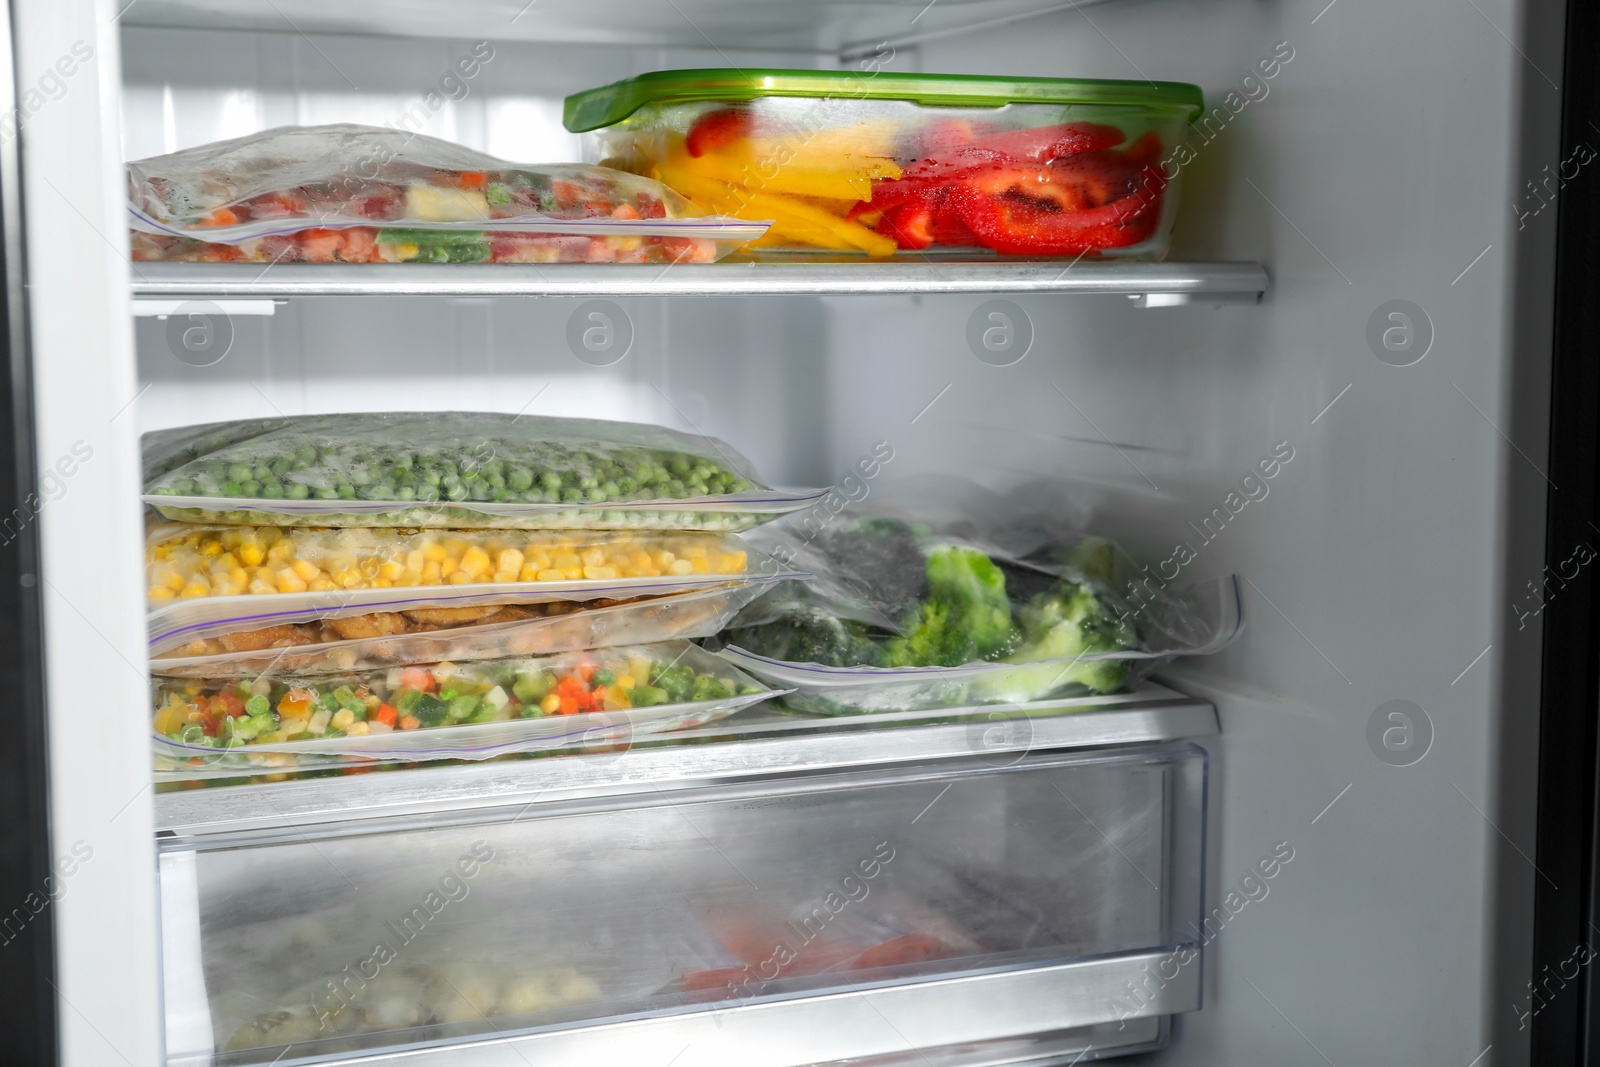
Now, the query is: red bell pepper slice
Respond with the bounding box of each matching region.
[866,124,1115,208]
[684,108,756,157]
[875,185,982,249]
[867,166,988,212]
[869,123,1134,214]
[867,174,945,214]
[954,121,1127,164]
[958,193,1161,254]
[968,151,1142,212]
[876,194,939,249]
[1121,130,1165,168]
[954,153,1164,255]
[891,122,1128,186]
[932,185,978,245]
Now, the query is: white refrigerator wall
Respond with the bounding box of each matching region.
[108,2,1564,1065]
[903,1,1563,1064]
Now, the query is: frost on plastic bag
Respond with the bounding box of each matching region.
[127,123,767,264]
[152,582,780,678]
[704,514,1242,714]
[143,417,291,482]
[150,641,780,766]
[143,413,827,530]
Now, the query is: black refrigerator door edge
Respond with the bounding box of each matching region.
[0,0,52,1062]
[1530,0,1600,1060]
[0,1,56,1065]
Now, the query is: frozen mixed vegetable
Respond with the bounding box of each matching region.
[152,641,768,748]
[224,960,601,1051]
[146,525,749,603]
[143,412,818,531]
[128,123,764,264]
[569,71,1202,257]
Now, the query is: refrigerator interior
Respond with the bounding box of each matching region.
[13,0,1564,1062]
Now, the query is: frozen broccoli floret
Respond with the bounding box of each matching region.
[816,517,928,621]
[1058,535,1119,584]
[883,545,1016,668]
[1004,580,1136,694]
[721,609,889,668]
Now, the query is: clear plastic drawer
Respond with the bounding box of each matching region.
[160,742,1207,1066]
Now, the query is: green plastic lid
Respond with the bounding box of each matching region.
[564,69,1205,132]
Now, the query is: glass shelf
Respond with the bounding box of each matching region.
[122,0,1125,56]
[129,259,1268,307]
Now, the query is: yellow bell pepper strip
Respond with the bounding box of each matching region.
[736,120,903,165]
[653,162,897,256]
[678,151,876,203]
[734,146,903,181]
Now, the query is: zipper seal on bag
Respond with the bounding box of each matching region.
[128,205,772,246]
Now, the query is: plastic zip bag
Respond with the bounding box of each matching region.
[717,575,1240,714]
[143,412,827,530]
[151,582,783,678]
[704,514,1242,714]
[127,123,767,264]
[146,524,791,654]
[145,523,756,600]
[151,641,782,764]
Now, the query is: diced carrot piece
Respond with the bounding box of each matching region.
[339,228,378,263]
[558,695,579,715]
[375,703,398,727]
[258,192,307,214]
[278,687,314,716]
[398,715,421,730]
[201,208,238,227]
[400,667,437,693]
[298,228,343,262]
[455,170,488,190]
[551,180,582,209]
